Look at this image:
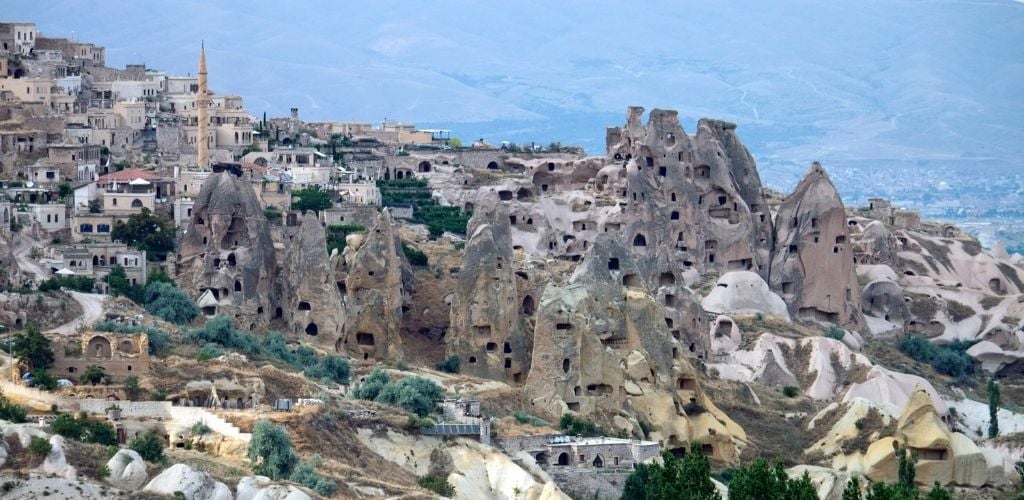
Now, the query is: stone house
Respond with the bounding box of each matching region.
[50,331,149,382]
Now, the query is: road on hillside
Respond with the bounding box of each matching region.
[13,233,108,335]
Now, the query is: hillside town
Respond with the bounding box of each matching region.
[1,19,1024,500]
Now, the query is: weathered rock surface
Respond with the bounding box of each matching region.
[701,271,789,320]
[447,193,531,382]
[281,212,345,349]
[236,475,312,500]
[769,163,863,329]
[526,234,745,463]
[336,209,405,361]
[105,449,148,490]
[143,463,232,500]
[177,172,280,328]
[39,435,75,480]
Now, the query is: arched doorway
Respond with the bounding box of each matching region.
[557,452,570,466]
[592,454,604,468]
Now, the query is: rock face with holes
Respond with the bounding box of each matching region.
[446,193,532,382]
[177,172,279,327]
[701,271,790,320]
[281,211,345,350]
[335,209,406,361]
[769,163,864,330]
[607,107,774,278]
[526,234,745,464]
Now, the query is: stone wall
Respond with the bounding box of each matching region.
[546,467,632,500]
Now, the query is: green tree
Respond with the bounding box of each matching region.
[58,182,72,199]
[304,355,350,384]
[290,185,333,214]
[248,419,297,480]
[448,137,463,148]
[85,420,118,445]
[129,432,165,462]
[988,378,1001,439]
[13,325,54,371]
[50,413,85,439]
[110,208,176,261]
[143,282,198,324]
[728,458,790,500]
[88,199,102,214]
[896,445,916,496]
[32,368,58,391]
[621,444,721,500]
[843,476,864,500]
[80,364,107,386]
[787,471,820,500]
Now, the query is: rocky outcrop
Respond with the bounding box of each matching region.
[335,209,405,361]
[769,163,863,329]
[701,271,790,320]
[236,476,312,500]
[526,234,745,463]
[105,449,148,490]
[849,388,990,487]
[144,463,232,500]
[281,212,345,350]
[447,194,530,382]
[606,107,773,278]
[40,435,75,480]
[177,172,279,328]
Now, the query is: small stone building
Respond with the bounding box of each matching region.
[50,332,149,382]
[534,436,661,469]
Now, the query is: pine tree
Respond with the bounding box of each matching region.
[988,378,1001,439]
[896,445,916,496]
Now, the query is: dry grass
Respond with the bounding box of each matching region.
[980,296,1005,310]
[945,299,976,322]
[733,315,820,338]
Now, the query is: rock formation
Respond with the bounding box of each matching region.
[177,172,279,328]
[106,449,148,490]
[281,212,345,350]
[335,209,405,361]
[144,463,233,500]
[769,163,863,329]
[446,193,531,382]
[701,271,790,320]
[526,234,745,463]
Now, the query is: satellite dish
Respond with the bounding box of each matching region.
[25,181,34,188]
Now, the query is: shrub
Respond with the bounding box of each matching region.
[124,376,141,399]
[325,223,365,254]
[190,421,211,436]
[197,343,224,361]
[304,355,350,384]
[248,420,297,480]
[436,355,459,374]
[38,275,95,293]
[99,465,111,478]
[84,420,118,445]
[143,282,198,324]
[130,433,165,462]
[782,386,800,398]
[28,436,51,457]
[80,365,107,386]
[418,475,456,497]
[402,242,428,267]
[375,376,444,417]
[559,414,602,437]
[50,413,117,445]
[350,368,390,401]
[407,416,436,428]
[898,335,975,377]
[50,413,84,439]
[289,458,337,497]
[512,412,546,427]
[824,326,845,340]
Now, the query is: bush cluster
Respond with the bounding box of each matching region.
[129,432,165,462]
[38,275,95,293]
[350,368,443,417]
[402,242,428,267]
[898,335,975,377]
[418,475,456,497]
[558,413,602,437]
[191,317,349,384]
[50,412,118,445]
[0,389,27,423]
[435,355,459,374]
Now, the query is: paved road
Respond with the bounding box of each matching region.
[12,233,107,335]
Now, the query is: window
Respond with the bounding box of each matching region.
[131,199,143,208]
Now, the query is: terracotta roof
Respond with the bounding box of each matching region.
[97,168,161,184]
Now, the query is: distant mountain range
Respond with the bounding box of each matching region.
[8,0,1024,196]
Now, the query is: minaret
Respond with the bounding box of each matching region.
[196,43,210,169]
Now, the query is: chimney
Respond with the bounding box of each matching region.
[290,107,299,120]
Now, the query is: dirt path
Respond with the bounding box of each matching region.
[46,291,106,335]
